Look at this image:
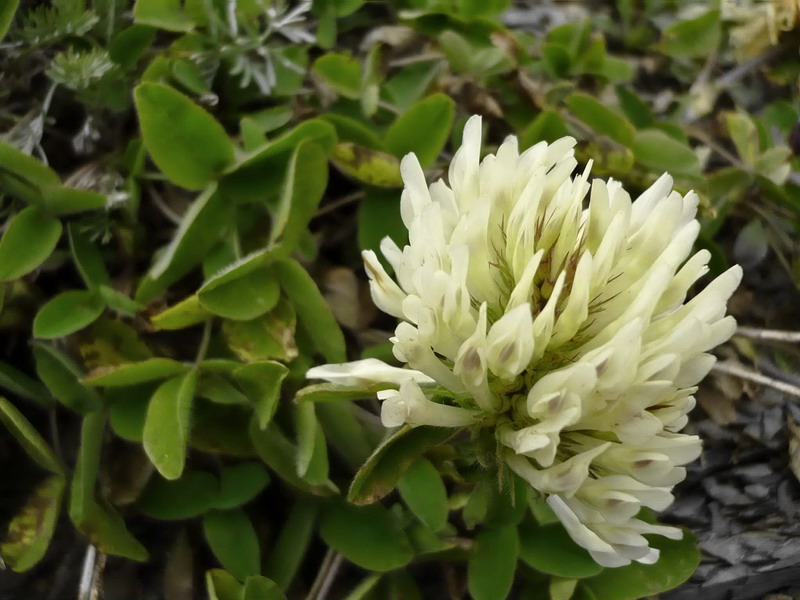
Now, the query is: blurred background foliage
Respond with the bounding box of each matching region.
[0,0,797,598]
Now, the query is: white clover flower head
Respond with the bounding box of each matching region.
[307,115,742,567]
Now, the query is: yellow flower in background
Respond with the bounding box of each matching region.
[308,116,741,567]
[722,0,800,59]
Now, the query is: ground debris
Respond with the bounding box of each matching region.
[663,389,800,600]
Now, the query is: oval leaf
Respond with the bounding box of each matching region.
[203,508,261,581]
[0,397,62,473]
[320,501,414,572]
[234,361,289,430]
[136,184,229,303]
[275,258,346,364]
[566,93,635,146]
[33,290,105,339]
[632,129,700,178]
[41,185,107,215]
[330,142,403,188]
[143,371,198,480]
[383,93,455,167]
[0,475,65,572]
[199,266,280,321]
[138,470,219,519]
[0,207,62,282]
[348,425,455,505]
[214,462,270,510]
[32,343,102,413]
[134,82,234,189]
[581,530,700,600]
[84,358,188,387]
[519,522,604,579]
[151,294,213,330]
[467,525,520,600]
[398,457,449,532]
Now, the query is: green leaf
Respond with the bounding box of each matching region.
[33,290,105,339]
[249,419,337,496]
[214,462,270,510]
[407,521,457,556]
[69,411,105,526]
[551,577,578,600]
[151,294,213,330]
[32,343,102,413]
[301,417,329,486]
[348,425,455,505]
[221,119,336,205]
[316,402,374,470]
[41,185,107,215]
[83,358,188,387]
[615,86,654,128]
[0,207,62,282]
[661,10,720,57]
[99,286,144,316]
[320,501,414,572]
[0,0,19,42]
[198,373,250,405]
[206,569,244,600]
[76,498,149,560]
[725,111,760,165]
[566,93,635,145]
[69,412,149,560]
[271,46,308,97]
[330,143,403,188]
[234,361,289,429]
[0,363,49,404]
[313,52,361,99]
[110,24,156,69]
[0,397,62,473]
[243,576,286,600]
[467,525,519,600]
[243,106,293,134]
[138,470,219,519]
[484,472,528,527]
[581,530,700,600]
[358,188,407,263]
[632,129,700,178]
[360,42,383,118]
[133,0,194,32]
[69,223,111,289]
[263,498,318,589]
[143,371,198,480]
[518,522,603,578]
[203,508,261,581]
[320,114,383,149]
[108,386,150,442]
[269,141,329,256]
[398,457,448,532]
[275,258,346,363]
[541,43,571,78]
[0,141,60,203]
[0,475,65,572]
[294,402,319,478]
[384,61,441,113]
[383,93,455,167]
[171,57,213,96]
[520,110,569,149]
[295,382,394,403]
[134,83,234,189]
[136,184,229,303]
[222,301,298,363]
[199,266,280,321]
